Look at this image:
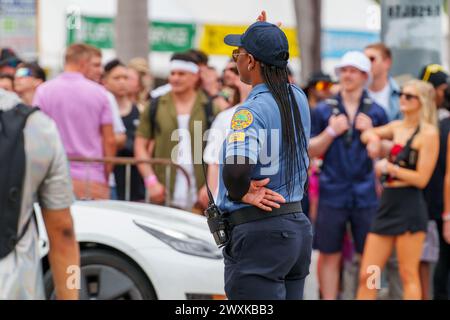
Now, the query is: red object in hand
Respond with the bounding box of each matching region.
[386,144,403,182]
[390,144,403,160]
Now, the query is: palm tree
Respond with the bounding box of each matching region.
[115,0,150,62]
[293,0,322,85]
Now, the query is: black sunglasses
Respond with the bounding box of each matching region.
[231,49,248,62]
[398,92,420,101]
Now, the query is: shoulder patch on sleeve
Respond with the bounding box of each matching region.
[231,109,254,130]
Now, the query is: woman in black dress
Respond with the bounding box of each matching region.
[357,80,439,300]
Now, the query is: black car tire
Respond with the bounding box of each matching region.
[44,248,157,300]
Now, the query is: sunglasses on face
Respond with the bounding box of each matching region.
[231,49,248,63]
[399,92,420,101]
[315,81,333,91]
[15,68,33,78]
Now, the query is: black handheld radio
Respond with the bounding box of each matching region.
[201,158,229,248]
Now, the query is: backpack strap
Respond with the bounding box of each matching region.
[204,98,214,130]
[325,98,340,116]
[0,104,39,259]
[15,209,36,246]
[13,105,40,244]
[10,105,39,243]
[361,97,373,114]
[149,96,160,139]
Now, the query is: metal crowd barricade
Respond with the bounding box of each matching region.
[69,157,192,209]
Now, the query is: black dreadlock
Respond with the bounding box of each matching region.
[260,63,309,198]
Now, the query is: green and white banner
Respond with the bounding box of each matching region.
[66,15,196,52]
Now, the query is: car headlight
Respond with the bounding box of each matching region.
[134,220,222,260]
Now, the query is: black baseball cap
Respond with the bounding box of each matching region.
[224,21,289,68]
[307,71,333,87]
[419,64,448,88]
[0,48,21,68]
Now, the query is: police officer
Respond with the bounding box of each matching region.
[216,20,312,300]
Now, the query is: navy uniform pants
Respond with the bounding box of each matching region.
[223,212,313,300]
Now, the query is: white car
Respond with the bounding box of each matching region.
[37,200,226,300]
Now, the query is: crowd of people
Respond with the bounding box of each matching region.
[0,39,449,300]
[305,44,450,300]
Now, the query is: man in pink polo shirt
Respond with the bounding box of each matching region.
[33,43,116,199]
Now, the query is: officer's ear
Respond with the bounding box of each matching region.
[247,54,257,72]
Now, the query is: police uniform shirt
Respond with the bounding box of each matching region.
[217,83,311,213]
[311,91,388,209]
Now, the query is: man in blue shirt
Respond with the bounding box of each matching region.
[365,43,401,122]
[309,51,388,300]
[215,18,312,300]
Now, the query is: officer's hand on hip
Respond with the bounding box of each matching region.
[241,178,286,212]
[328,114,350,136]
[355,113,373,132]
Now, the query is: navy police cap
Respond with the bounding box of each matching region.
[224,21,289,68]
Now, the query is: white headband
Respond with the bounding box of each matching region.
[170,60,199,74]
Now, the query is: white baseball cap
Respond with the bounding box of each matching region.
[334,51,371,76]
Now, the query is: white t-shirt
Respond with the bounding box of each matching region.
[105,91,126,188]
[203,106,238,199]
[106,91,126,134]
[204,105,238,165]
[171,114,197,209]
[369,84,390,115]
[150,83,172,99]
[438,108,450,121]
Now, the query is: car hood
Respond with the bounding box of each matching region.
[73,200,212,242]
